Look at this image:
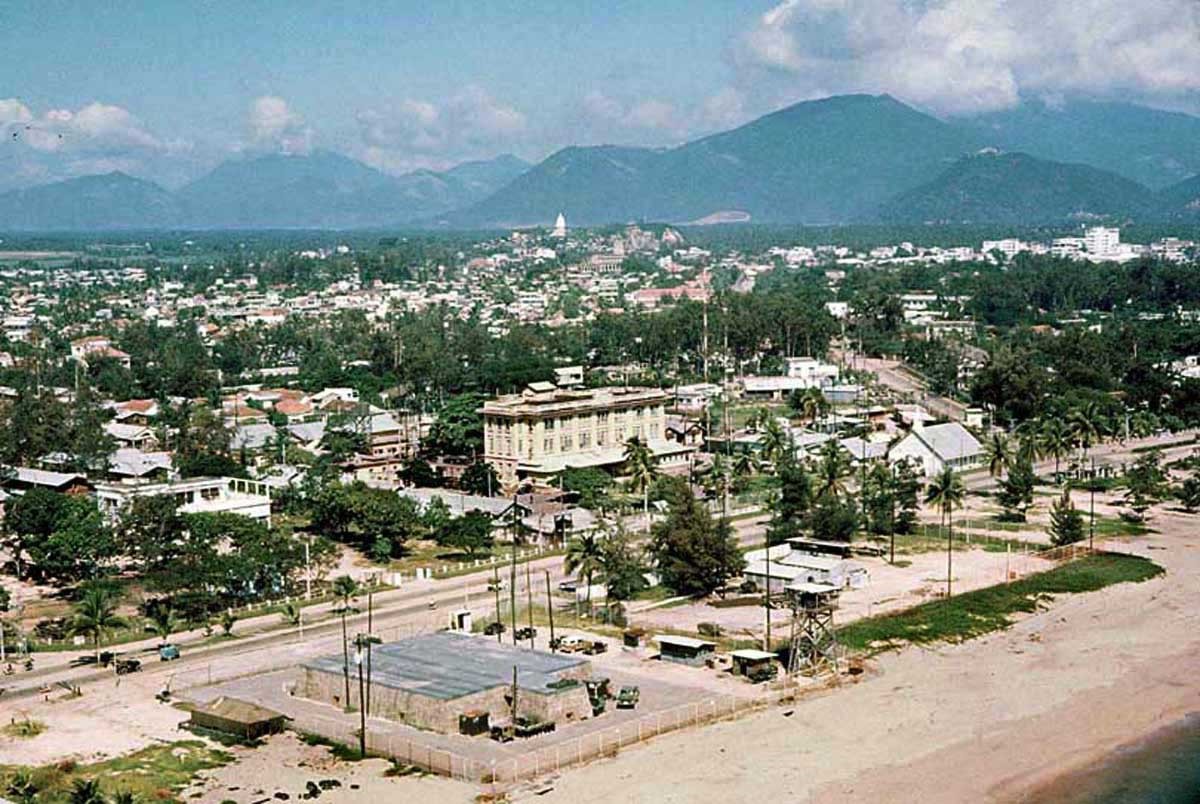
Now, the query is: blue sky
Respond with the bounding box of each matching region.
[2,0,1199,189]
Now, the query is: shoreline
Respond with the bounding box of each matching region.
[1019,711,1200,803]
[516,526,1200,803]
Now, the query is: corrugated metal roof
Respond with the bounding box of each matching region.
[303,631,587,701]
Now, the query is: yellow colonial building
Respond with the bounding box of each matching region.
[480,382,694,490]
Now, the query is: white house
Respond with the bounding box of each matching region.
[887,421,983,475]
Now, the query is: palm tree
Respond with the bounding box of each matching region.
[1068,402,1106,459]
[732,450,760,479]
[331,575,359,709]
[70,587,127,663]
[983,432,1011,478]
[797,388,826,427]
[143,603,177,646]
[924,466,965,598]
[759,417,790,470]
[1039,417,1072,480]
[111,791,138,804]
[623,436,657,534]
[815,439,850,498]
[564,531,605,614]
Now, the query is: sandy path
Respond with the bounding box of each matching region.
[514,511,1199,803]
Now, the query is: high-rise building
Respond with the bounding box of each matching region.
[1084,227,1120,258]
[551,212,567,239]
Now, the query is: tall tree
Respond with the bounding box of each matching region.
[565,531,605,612]
[623,436,657,534]
[1048,487,1085,546]
[70,585,127,662]
[924,466,965,597]
[648,483,743,596]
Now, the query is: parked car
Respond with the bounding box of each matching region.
[158,643,180,661]
[483,621,505,636]
[555,635,587,653]
[581,640,608,655]
[616,686,640,709]
[115,658,141,675]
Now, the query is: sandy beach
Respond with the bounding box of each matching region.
[509,511,1199,803]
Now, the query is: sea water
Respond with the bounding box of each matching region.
[1025,712,1200,803]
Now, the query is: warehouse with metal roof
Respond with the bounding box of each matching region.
[297,631,595,734]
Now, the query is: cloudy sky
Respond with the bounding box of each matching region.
[2,0,1199,189]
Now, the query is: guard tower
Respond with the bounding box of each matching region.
[785,582,841,677]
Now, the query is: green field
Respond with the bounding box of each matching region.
[838,553,1164,654]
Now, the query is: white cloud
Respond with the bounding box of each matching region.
[247,96,312,154]
[0,98,34,127]
[580,91,690,138]
[353,86,527,173]
[2,99,166,153]
[737,0,1200,115]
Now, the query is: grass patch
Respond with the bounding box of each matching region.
[298,732,372,762]
[0,739,232,803]
[2,718,47,739]
[1090,515,1152,538]
[838,553,1164,655]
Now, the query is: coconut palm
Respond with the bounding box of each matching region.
[70,586,127,663]
[983,431,1011,478]
[759,417,790,470]
[815,439,850,498]
[623,436,657,534]
[564,531,605,613]
[143,603,177,646]
[331,575,359,709]
[732,449,760,479]
[924,466,965,598]
[1039,417,1073,480]
[1068,401,1107,459]
[796,388,826,427]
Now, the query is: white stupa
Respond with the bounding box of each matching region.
[551,212,567,239]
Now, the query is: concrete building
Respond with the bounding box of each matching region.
[297,632,593,734]
[1084,226,1120,258]
[94,476,273,523]
[481,383,693,489]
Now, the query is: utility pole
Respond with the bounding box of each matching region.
[492,566,503,644]
[544,570,556,652]
[764,521,771,652]
[510,489,519,645]
[1089,456,1096,551]
[355,637,367,759]
[525,557,534,649]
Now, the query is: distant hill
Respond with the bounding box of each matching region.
[877,151,1156,224]
[1157,174,1200,220]
[9,94,1200,230]
[0,152,530,231]
[445,94,980,227]
[963,100,1200,190]
[178,151,529,229]
[0,172,184,230]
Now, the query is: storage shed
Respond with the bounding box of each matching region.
[730,649,778,679]
[655,635,717,666]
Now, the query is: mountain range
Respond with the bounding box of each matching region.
[0,152,530,231]
[3,94,1200,230]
